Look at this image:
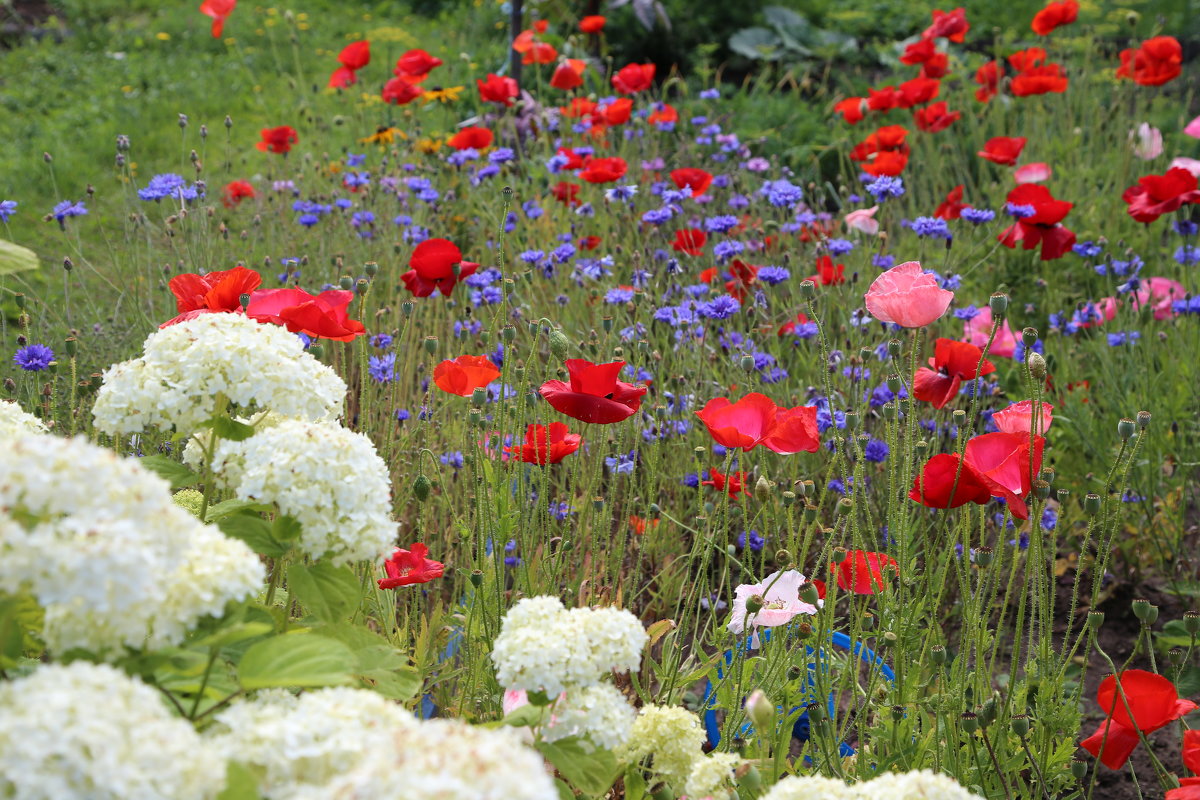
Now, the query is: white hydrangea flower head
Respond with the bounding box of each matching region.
[491,596,648,696]
[181,410,287,482]
[211,419,397,564]
[292,717,557,800]
[92,313,346,436]
[761,774,855,800]
[0,433,263,655]
[851,770,984,799]
[540,683,637,751]
[206,688,417,798]
[0,662,225,800]
[684,752,742,800]
[0,399,47,437]
[621,704,707,790]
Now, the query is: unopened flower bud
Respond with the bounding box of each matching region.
[413,474,431,502]
[745,690,774,732]
[754,475,775,500]
[1027,352,1046,380]
[402,301,414,317]
[548,328,571,361]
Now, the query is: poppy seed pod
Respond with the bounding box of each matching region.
[799,279,816,299]
[364,261,378,277]
[339,275,354,291]
[469,569,483,587]
[308,344,324,359]
[1084,493,1101,514]
[1022,327,1038,347]
[1010,714,1030,737]
[1184,611,1200,634]
[781,490,796,506]
[888,339,902,358]
[1086,611,1105,631]
[1136,410,1151,429]
[989,293,1009,315]
[798,582,820,605]
[423,336,438,354]
[1118,418,1136,440]
[1132,598,1158,623]
[931,645,948,665]
[975,546,994,567]
[774,549,791,567]
[1071,758,1088,780]
[745,594,765,614]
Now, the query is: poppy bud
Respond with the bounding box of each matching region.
[774,548,791,567]
[931,645,948,665]
[3,378,14,393]
[796,621,812,638]
[989,293,1009,315]
[799,279,816,299]
[548,328,570,361]
[649,503,661,514]
[480,331,491,346]
[637,339,649,353]
[891,704,906,722]
[469,569,483,587]
[755,475,775,500]
[469,408,485,427]
[951,409,965,425]
[786,665,803,681]
[1041,467,1055,484]
[1184,611,1200,634]
[799,582,820,605]
[1027,352,1047,380]
[308,344,324,358]
[1070,758,1087,780]
[898,398,911,415]
[1021,327,1038,347]
[1086,611,1104,632]
[746,594,765,614]
[745,690,774,732]
[979,694,999,726]
[413,474,431,502]
[887,339,902,358]
[781,490,796,506]
[1136,410,1151,430]
[423,336,438,355]
[1084,493,1101,514]
[1010,714,1030,738]
[738,766,762,796]
[703,501,715,514]
[975,546,994,567]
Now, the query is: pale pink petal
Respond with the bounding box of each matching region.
[1170,157,1200,178]
[1014,162,1051,184]
[864,261,953,328]
[963,305,1017,358]
[844,206,880,235]
[1130,123,1164,160]
[993,400,1054,435]
[1185,115,1200,140]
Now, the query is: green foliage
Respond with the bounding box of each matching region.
[236,632,357,689]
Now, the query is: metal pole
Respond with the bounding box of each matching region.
[509,0,523,89]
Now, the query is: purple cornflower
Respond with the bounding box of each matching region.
[961,207,995,224]
[368,353,397,383]
[13,344,54,371]
[756,266,790,285]
[1005,203,1036,219]
[825,238,855,255]
[371,333,393,349]
[605,287,635,304]
[909,216,952,240]
[865,176,905,200]
[0,200,15,222]
[737,530,766,552]
[698,295,741,319]
[50,200,88,224]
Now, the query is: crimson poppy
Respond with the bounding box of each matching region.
[612,62,655,93]
[1081,670,1198,769]
[1011,64,1069,96]
[724,259,759,303]
[974,61,1000,102]
[923,7,969,42]
[538,359,647,424]
[401,238,480,298]
[863,150,909,176]
[670,167,713,197]
[1031,0,1078,34]
[257,126,298,155]
[900,39,937,65]
[477,73,519,106]
[913,338,995,410]
[550,59,586,90]
[914,102,960,133]
[578,235,602,250]
[246,288,365,342]
[809,254,845,286]
[977,136,1026,166]
[330,40,370,87]
[560,97,597,118]
[199,0,235,38]
[850,125,910,176]
[1117,36,1183,87]
[702,468,752,498]
[909,452,994,509]
[433,355,501,396]
[1008,47,1047,71]
[378,543,445,588]
[594,97,632,126]
[897,77,940,108]
[934,185,969,219]
[834,97,866,125]
[221,180,255,208]
[672,228,707,256]
[648,104,678,125]
[579,156,628,184]
[164,265,261,326]
[1168,779,1200,800]
[523,42,558,65]
[447,127,493,151]
[580,15,606,34]
[963,432,1045,519]
[778,311,812,336]
[505,422,582,464]
[834,550,898,594]
[1122,167,1200,223]
[382,76,422,105]
[695,393,820,454]
[394,49,443,83]
[998,183,1077,260]
[551,181,582,207]
[867,86,902,113]
[920,52,950,79]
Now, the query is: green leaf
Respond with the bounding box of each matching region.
[237,632,355,689]
[623,765,648,800]
[201,416,257,442]
[728,27,783,61]
[537,737,619,796]
[0,593,41,666]
[190,621,275,650]
[217,511,290,558]
[205,499,273,522]
[272,515,303,541]
[139,455,203,489]
[217,762,263,800]
[287,563,360,624]
[319,624,421,700]
[502,703,548,728]
[1176,666,1200,697]
[0,239,39,275]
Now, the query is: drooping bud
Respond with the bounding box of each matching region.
[745,690,774,732]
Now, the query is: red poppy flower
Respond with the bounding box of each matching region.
[867,86,902,113]
[934,185,969,219]
[834,97,866,125]
[505,422,581,464]
[909,452,994,509]
[580,15,606,34]
[378,543,445,588]
[245,288,365,341]
[1031,0,1078,34]
[808,254,845,286]
[433,354,501,396]
[1184,730,1200,777]
[998,183,1077,260]
[977,136,1026,166]
[863,150,909,176]
[523,42,558,65]
[629,515,660,535]
[330,40,370,86]
[1081,670,1198,769]
[382,77,422,105]
[165,265,261,326]
[920,52,950,79]
[477,73,519,106]
[702,468,752,498]
[963,432,1045,519]
[560,97,597,118]
[551,181,582,206]
[395,49,443,83]
[447,126,493,151]
[1008,47,1048,71]
[975,61,1001,102]
[1011,64,1069,96]
[257,126,298,155]
[401,238,480,298]
[1117,36,1183,87]
[648,104,678,125]
[550,59,586,90]
[670,168,713,197]
[612,62,655,93]
[329,67,357,89]
[898,77,940,108]
[538,359,647,424]
[672,228,707,256]
[221,180,255,208]
[923,7,969,42]
[1169,779,1200,800]
[850,126,910,175]
[1122,167,1200,223]
[579,156,628,184]
[778,311,812,336]
[834,550,898,594]
[900,39,937,65]
[578,235,602,250]
[724,259,759,303]
[914,102,960,133]
[913,338,995,410]
[199,0,235,38]
[698,267,719,284]
[695,393,820,454]
[595,97,633,126]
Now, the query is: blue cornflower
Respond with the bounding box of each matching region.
[1174,220,1199,236]
[137,173,197,202]
[712,240,745,263]
[1005,203,1036,219]
[825,238,855,255]
[909,217,952,240]
[346,153,366,167]
[605,184,638,202]
[642,208,674,225]
[371,333,393,349]
[489,147,515,164]
[761,178,803,208]
[698,295,741,319]
[50,200,88,223]
[605,450,637,475]
[351,210,375,228]
[704,215,740,234]
[1041,508,1057,531]
[13,344,54,371]
[368,353,396,383]
[551,243,576,264]
[737,530,766,552]
[872,254,896,270]
[1175,245,1200,266]
[954,305,981,321]
[440,451,464,470]
[757,266,790,285]
[343,171,370,188]
[961,207,995,224]
[0,200,15,222]
[297,213,320,227]
[1106,331,1140,346]
[1073,241,1103,258]
[864,439,890,463]
[605,287,635,304]
[699,87,720,99]
[865,176,905,200]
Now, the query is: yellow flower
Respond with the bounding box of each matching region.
[328,162,343,174]
[155,32,171,41]
[416,137,444,154]
[360,127,407,145]
[422,86,464,104]
[369,26,417,44]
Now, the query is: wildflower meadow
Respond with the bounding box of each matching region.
[1,0,1199,797]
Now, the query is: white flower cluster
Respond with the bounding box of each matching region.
[684,751,742,800]
[92,313,345,436]
[0,399,47,437]
[293,717,558,800]
[491,596,648,696]
[206,688,418,798]
[0,662,225,800]
[540,683,637,751]
[762,770,984,800]
[0,433,264,654]
[622,704,708,790]
[200,418,398,564]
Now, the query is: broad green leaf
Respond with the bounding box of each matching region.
[728,28,783,61]
[623,766,648,800]
[319,624,421,700]
[537,737,619,796]
[237,633,355,689]
[0,239,39,275]
[200,416,257,442]
[287,563,360,623]
[205,499,273,522]
[217,511,291,558]
[217,762,263,800]
[190,621,275,650]
[273,515,303,541]
[502,703,548,729]
[1176,666,1200,697]
[139,455,203,489]
[0,593,41,666]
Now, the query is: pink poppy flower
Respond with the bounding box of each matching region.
[728,570,821,637]
[1171,157,1200,178]
[844,206,880,235]
[963,304,1017,358]
[864,261,954,328]
[1014,162,1052,184]
[1130,123,1164,160]
[1134,276,1187,320]
[1186,115,1200,139]
[992,400,1054,435]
